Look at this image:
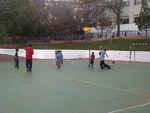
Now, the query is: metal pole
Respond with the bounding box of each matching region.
[129,46,132,63]
[134,44,135,61]
[89,32,91,64]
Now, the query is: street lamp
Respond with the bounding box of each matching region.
[84,27,91,64]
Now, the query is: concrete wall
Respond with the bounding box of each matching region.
[0,49,150,63]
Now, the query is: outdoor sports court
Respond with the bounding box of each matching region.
[0,55,150,113]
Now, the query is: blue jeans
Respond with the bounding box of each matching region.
[26,59,32,71]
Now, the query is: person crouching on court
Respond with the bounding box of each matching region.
[25,44,34,72]
[88,52,95,69]
[14,48,19,69]
[106,61,115,69]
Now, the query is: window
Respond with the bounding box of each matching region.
[122,1,130,7]
[120,18,129,24]
[123,18,129,24]
[134,0,150,5]
[135,0,141,5]
[134,17,139,23]
[120,19,123,24]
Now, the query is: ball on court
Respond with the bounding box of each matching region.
[100,46,102,48]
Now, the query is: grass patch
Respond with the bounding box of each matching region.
[2,39,150,51]
[30,39,150,51]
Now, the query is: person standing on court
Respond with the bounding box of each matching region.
[14,48,19,69]
[88,52,95,69]
[56,51,61,69]
[25,43,34,72]
[100,46,108,69]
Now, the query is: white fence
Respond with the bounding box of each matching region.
[0,49,150,63]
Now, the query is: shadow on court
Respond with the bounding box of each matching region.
[0,54,150,113]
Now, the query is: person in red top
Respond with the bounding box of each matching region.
[25,43,34,72]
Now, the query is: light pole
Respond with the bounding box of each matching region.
[84,27,91,64]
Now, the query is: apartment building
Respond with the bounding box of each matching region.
[121,0,150,24]
[90,0,150,34]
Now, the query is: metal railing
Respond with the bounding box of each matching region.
[94,30,150,38]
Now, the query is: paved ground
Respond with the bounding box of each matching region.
[0,56,150,113]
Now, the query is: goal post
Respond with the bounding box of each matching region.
[129,43,150,63]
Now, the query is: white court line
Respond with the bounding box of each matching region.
[108,102,150,113]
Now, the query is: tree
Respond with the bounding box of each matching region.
[0,24,5,44]
[32,0,47,37]
[136,0,150,43]
[106,22,116,45]
[0,1,7,44]
[102,0,123,37]
[0,0,36,45]
[96,11,110,37]
[76,0,102,44]
[45,0,77,45]
[76,0,102,27]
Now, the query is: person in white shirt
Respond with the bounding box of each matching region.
[99,52,108,69]
[99,52,114,69]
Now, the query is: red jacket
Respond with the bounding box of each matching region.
[25,47,34,59]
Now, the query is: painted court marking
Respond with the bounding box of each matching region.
[0,71,139,104]
[36,71,150,97]
[0,63,150,97]
[0,72,92,103]
[109,102,150,113]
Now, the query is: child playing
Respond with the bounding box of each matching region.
[55,51,61,68]
[106,61,115,69]
[101,49,108,58]
[99,52,104,69]
[14,49,19,68]
[88,52,95,69]
[60,50,63,65]
[99,52,110,69]
[55,50,58,55]
[55,50,58,66]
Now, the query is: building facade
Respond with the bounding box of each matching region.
[121,0,150,24]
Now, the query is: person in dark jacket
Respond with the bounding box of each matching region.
[14,49,19,68]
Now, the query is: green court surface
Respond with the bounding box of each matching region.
[0,60,150,113]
